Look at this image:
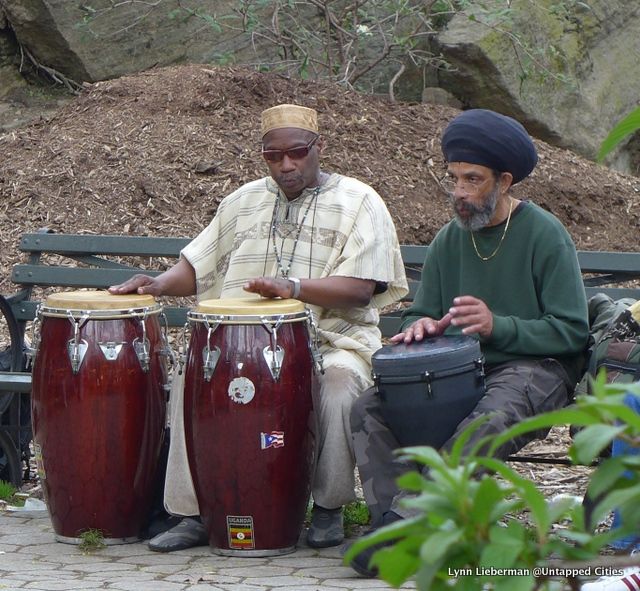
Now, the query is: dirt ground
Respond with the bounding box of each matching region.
[1,63,638,504]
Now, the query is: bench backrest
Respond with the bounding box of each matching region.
[8,231,640,337]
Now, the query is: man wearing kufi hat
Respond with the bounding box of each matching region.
[347,109,589,577]
[110,104,408,551]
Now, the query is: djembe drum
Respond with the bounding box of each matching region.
[31,291,169,544]
[372,335,486,448]
[183,297,317,556]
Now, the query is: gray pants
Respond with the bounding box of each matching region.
[351,358,573,525]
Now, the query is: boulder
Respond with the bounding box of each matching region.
[433,0,640,174]
[0,0,264,82]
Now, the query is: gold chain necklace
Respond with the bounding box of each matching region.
[470,198,514,261]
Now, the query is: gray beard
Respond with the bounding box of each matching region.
[452,185,500,231]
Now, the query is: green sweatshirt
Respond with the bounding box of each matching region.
[401,202,589,382]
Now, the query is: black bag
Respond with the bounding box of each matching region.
[372,335,485,448]
[575,297,640,396]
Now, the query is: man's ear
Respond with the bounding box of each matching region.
[317,135,326,155]
[499,172,513,194]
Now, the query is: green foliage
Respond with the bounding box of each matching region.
[0,480,17,502]
[344,500,371,536]
[78,528,106,553]
[345,379,640,590]
[598,107,640,161]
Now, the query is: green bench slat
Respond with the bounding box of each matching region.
[0,372,32,393]
[578,251,640,274]
[12,266,164,288]
[19,233,189,257]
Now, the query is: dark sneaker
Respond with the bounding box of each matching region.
[148,517,208,552]
[307,504,344,548]
[347,511,403,578]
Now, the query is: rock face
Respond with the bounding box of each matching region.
[0,0,639,174]
[0,0,257,81]
[433,0,640,174]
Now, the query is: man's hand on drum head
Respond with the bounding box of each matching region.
[390,313,452,343]
[109,274,162,297]
[448,295,493,338]
[243,277,294,299]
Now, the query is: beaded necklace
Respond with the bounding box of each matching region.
[269,186,320,278]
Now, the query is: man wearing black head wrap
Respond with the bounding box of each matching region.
[347,109,589,577]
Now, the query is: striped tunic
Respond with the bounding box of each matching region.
[182,173,408,384]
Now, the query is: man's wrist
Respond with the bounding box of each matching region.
[288,277,301,299]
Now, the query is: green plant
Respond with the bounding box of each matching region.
[344,500,371,536]
[345,377,640,590]
[598,107,640,162]
[0,480,17,502]
[78,528,106,552]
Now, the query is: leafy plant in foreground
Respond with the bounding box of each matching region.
[345,377,640,590]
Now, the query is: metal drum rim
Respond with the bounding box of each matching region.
[187,310,310,324]
[38,304,163,319]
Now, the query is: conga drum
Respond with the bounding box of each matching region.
[372,335,486,448]
[183,297,316,556]
[31,291,168,544]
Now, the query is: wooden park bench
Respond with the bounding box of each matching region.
[1,229,639,485]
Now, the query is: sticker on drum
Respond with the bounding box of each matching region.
[260,431,284,449]
[227,515,255,550]
[228,377,255,404]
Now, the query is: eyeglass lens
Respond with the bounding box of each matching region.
[262,136,318,163]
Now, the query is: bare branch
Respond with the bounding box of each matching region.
[19,44,83,94]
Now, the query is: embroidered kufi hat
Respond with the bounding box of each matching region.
[261,104,318,137]
[441,109,538,184]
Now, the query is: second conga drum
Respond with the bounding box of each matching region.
[31,291,168,544]
[184,297,315,556]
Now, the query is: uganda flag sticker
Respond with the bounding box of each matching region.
[227,515,255,550]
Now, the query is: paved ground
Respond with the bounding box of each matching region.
[0,509,415,591]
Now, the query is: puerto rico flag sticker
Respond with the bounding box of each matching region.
[227,515,255,550]
[260,431,284,449]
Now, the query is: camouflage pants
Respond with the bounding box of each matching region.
[351,358,573,525]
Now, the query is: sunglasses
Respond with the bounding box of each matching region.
[262,136,319,163]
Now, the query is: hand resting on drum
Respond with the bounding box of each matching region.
[391,295,494,343]
[390,313,452,344]
[109,257,197,297]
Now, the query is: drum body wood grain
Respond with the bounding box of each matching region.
[31,291,168,544]
[184,298,315,556]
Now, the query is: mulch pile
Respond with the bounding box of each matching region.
[1,63,639,501]
[1,63,639,293]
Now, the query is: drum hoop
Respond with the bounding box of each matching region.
[187,310,310,325]
[39,304,163,320]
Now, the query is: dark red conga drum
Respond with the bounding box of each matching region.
[31,291,168,544]
[184,297,316,556]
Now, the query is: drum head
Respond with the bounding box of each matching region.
[197,297,305,316]
[43,290,157,311]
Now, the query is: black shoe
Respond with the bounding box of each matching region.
[148,517,208,552]
[307,504,344,548]
[347,511,403,578]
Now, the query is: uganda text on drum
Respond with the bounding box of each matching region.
[202,345,221,382]
[99,341,125,361]
[262,345,284,381]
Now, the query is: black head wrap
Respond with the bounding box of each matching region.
[441,109,538,184]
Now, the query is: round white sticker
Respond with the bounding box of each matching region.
[228,376,255,404]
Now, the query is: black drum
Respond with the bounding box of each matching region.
[372,335,485,448]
